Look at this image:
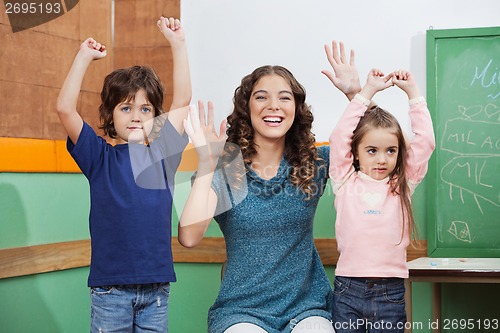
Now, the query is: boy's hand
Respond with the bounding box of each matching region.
[79,37,107,61]
[321,40,361,100]
[157,16,185,46]
[392,69,421,100]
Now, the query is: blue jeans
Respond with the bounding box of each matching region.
[90,283,170,333]
[332,276,406,333]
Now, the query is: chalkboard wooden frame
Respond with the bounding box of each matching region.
[426,26,500,257]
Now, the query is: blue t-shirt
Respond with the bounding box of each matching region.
[208,145,333,333]
[68,120,188,287]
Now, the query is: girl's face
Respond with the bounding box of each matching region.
[112,89,155,144]
[248,74,295,145]
[356,127,399,180]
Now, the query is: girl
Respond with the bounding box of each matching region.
[56,17,190,332]
[329,69,435,333]
[179,41,361,333]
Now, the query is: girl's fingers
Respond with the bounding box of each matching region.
[324,44,335,68]
[321,70,336,86]
[349,49,355,66]
[331,40,340,64]
[393,69,410,81]
[168,17,175,29]
[384,73,394,82]
[339,42,346,64]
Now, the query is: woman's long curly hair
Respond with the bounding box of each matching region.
[351,106,419,246]
[226,65,320,199]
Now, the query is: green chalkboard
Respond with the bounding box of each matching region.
[426,27,500,257]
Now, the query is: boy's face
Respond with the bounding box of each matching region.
[356,127,399,180]
[112,89,155,144]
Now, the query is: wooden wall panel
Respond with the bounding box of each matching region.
[0,0,179,140]
[113,46,174,92]
[79,1,113,94]
[43,86,68,139]
[36,2,81,38]
[0,1,112,140]
[0,3,9,25]
[114,0,180,48]
[0,237,429,279]
[78,91,103,137]
[0,80,45,138]
[114,0,179,117]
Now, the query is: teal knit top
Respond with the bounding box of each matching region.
[208,145,333,333]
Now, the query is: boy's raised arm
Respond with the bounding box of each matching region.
[56,38,106,145]
[157,16,191,135]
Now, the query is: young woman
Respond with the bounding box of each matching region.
[179,42,360,333]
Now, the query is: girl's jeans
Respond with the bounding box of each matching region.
[90,282,170,333]
[332,276,406,333]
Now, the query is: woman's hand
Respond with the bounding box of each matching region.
[184,100,227,171]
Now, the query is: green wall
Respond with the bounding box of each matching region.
[1,172,499,332]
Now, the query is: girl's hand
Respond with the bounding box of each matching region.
[79,37,107,61]
[321,40,361,100]
[358,69,393,100]
[392,69,421,99]
[184,101,227,171]
[366,68,393,91]
[157,16,185,46]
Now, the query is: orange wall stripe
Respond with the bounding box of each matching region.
[0,138,79,173]
[0,138,327,173]
[0,138,198,173]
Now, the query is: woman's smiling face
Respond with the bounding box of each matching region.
[248,74,295,145]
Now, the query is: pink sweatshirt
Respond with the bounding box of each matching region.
[329,95,435,278]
